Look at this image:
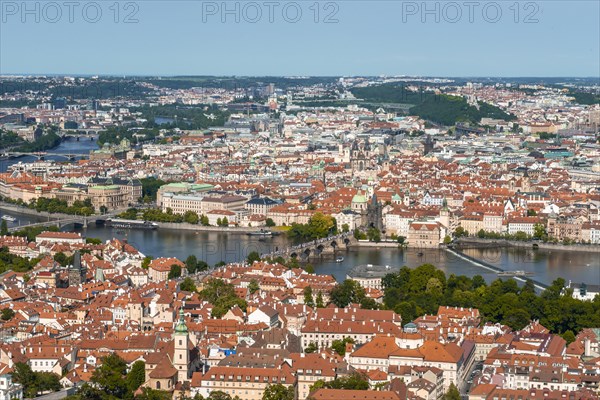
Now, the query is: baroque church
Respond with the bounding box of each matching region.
[143,308,200,393]
[351,190,384,231]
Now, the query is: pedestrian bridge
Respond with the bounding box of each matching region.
[261,233,355,260]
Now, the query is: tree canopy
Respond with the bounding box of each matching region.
[262,384,294,400]
[199,278,247,318]
[382,264,600,334]
[288,212,337,240]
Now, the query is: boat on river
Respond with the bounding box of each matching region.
[497,270,534,277]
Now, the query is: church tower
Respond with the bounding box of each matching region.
[403,190,411,206]
[439,197,450,229]
[350,139,367,173]
[173,308,189,383]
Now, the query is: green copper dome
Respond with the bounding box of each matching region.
[174,308,188,335]
[352,191,367,203]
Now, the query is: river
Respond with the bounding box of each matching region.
[1,139,598,286]
[0,137,100,173]
[1,207,598,286]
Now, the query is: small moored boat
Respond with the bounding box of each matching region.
[247,229,273,237]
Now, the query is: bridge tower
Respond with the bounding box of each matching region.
[68,251,86,287]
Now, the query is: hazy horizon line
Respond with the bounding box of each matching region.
[1,73,599,81]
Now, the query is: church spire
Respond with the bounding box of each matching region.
[174,308,188,335]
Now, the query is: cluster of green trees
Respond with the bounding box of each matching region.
[0,78,150,100]
[311,372,369,391]
[132,105,230,131]
[390,233,406,244]
[168,264,182,279]
[288,212,337,240]
[459,225,576,245]
[185,255,209,274]
[0,124,62,152]
[367,227,381,242]
[10,225,59,241]
[179,277,197,292]
[120,207,212,225]
[18,131,62,152]
[64,355,146,400]
[454,226,548,242]
[262,384,294,400]
[117,208,139,219]
[409,95,516,125]
[307,374,459,399]
[54,251,74,267]
[97,125,159,146]
[350,83,432,104]
[568,90,600,105]
[11,362,61,397]
[353,228,367,240]
[27,197,95,216]
[331,337,355,356]
[0,129,25,149]
[1,307,15,320]
[1,196,93,216]
[539,132,557,140]
[215,217,230,226]
[329,279,379,310]
[353,227,385,242]
[199,278,247,318]
[349,84,516,125]
[381,264,600,335]
[146,76,336,91]
[140,208,185,223]
[0,246,40,273]
[140,177,167,202]
[303,286,325,308]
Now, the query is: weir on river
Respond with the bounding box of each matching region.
[445,247,549,291]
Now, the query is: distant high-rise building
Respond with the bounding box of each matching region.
[265,83,275,96]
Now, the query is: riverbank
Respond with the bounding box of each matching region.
[457,238,600,253]
[0,202,74,221]
[350,240,401,249]
[156,221,279,234]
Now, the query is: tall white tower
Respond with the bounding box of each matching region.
[172,308,189,383]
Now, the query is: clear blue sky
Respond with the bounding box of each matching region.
[1,0,598,76]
